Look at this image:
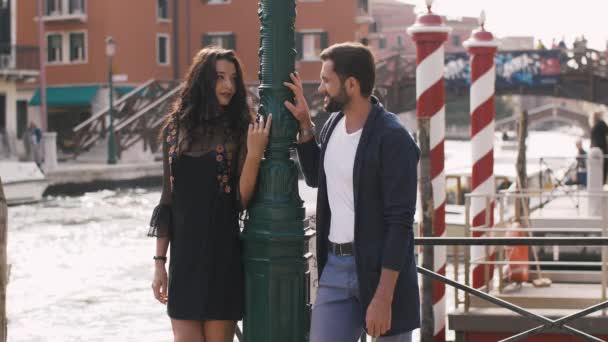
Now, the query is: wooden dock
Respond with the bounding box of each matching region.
[449,190,608,341]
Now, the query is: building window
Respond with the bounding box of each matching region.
[357,0,368,13]
[379,37,387,50]
[47,34,63,63]
[45,0,85,16]
[68,0,85,14]
[397,36,403,47]
[46,0,62,15]
[69,32,86,62]
[157,34,170,65]
[206,0,230,4]
[296,31,328,61]
[157,0,169,19]
[0,0,8,9]
[202,33,236,50]
[452,35,461,47]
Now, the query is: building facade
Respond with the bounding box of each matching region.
[14,0,372,152]
[369,0,416,59]
[1,0,39,159]
[15,0,373,86]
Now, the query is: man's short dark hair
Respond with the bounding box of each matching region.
[320,42,375,97]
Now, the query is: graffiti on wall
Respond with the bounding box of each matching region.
[444,50,561,88]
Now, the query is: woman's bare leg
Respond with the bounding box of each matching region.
[171,319,205,342]
[203,320,237,342]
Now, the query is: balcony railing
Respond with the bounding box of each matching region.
[0,44,39,72]
[41,10,87,22]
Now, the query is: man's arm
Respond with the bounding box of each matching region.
[366,129,419,337]
[380,129,419,272]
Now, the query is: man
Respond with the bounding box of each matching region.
[590,111,608,183]
[284,43,420,342]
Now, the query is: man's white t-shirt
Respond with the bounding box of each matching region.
[323,116,362,244]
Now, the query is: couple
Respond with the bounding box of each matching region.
[148,43,420,342]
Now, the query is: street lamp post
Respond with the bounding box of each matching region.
[106,36,117,165]
[241,1,312,341]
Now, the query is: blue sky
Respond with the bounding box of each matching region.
[398,0,608,50]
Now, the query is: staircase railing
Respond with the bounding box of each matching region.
[72,79,180,158]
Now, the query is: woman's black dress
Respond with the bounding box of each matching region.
[166,151,244,320]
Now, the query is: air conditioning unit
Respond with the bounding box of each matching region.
[0,54,12,69]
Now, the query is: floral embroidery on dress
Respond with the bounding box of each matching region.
[215,127,234,194]
[166,116,236,195]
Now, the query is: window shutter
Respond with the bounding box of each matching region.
[295,32,303,60]
[320,32,329,50]
[228,34,236,51]
[202,34,212,47]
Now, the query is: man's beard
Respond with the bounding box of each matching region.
[324,85,350,113]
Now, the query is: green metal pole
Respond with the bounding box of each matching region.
[242,0,312,341]
[107,54,117,164]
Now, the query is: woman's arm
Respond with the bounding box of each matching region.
[151,134,172,304]
[239,114,272,209]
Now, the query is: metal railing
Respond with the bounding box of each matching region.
[418,236,608,342]
[450,190,608,341]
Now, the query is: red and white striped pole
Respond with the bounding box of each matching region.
[463,11,499,290]
[407,1,450,341]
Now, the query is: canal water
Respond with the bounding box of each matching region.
[7,189,173,341]
[7,183,324,342]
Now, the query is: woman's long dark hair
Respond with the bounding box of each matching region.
[162,47,251,150]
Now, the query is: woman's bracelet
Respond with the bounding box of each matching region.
[153,256,167,262]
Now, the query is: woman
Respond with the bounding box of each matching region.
[148,47,271,342]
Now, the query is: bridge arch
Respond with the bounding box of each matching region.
[494,95,608,137]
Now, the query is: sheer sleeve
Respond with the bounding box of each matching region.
[148,130,173,237]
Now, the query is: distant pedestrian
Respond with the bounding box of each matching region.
[148,47,271,342]
[580,35,588,49]
[590,111,608,184]
[566,139,587,186]
[575,139,587,171]
[558,36,567,50]
[29,122,43,168]
[551,38,558,50]
[536,39,546,50]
